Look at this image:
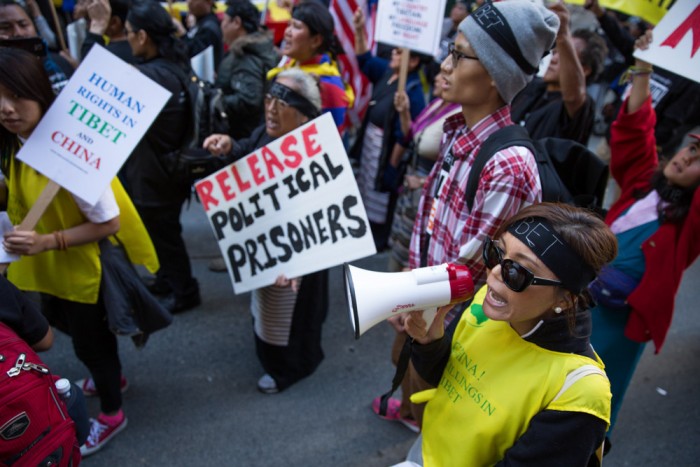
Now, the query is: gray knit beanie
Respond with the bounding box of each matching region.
[459,0,560,104]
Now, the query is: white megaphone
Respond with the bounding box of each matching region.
[344,263,475,339]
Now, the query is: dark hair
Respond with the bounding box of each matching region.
[126,0,189,67]
[291,1,340,57]
[0,47,54,174]
[409,50,432,68]
[494,203,618,321]
[225,0,260,34]
[573,29,608,83]
[642,160,699,223]
[110,0,129,25]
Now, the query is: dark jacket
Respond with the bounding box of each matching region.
[184,12,223,69]
[81,33,136,64]
[122,57,190,206]
[510,78,595,145]
[43,51,73,93]
[215,31,279,140]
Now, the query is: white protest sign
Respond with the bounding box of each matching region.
[191,45,215,83]
[17,45,172,205]
[0,213,20,263]
[375,0,448,56]
[634,0,700,84]
[195,113,377,294]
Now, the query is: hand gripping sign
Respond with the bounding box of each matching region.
[194,113,377,294]
[0,46,170,272]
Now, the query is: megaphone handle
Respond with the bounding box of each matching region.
[422,307,438,332]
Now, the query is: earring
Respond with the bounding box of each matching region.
[554,307,563,314]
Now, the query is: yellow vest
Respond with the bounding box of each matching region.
[6,152,159,304]
[412,287,611,466]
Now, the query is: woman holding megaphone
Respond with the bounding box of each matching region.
[398,203,617,467]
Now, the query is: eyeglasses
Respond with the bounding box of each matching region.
[482,238,563,293]
[264,94,290,109]
[448,43,479,67]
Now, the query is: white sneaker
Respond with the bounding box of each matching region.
[257,374,279,394]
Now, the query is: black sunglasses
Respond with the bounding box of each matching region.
[448,42,479,66]
[482,238,562,293]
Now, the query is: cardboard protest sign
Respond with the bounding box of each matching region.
[633,0,700,85]
[565,0,672,25]
[195,113,377,294]
[16,45,171,205]
[375,0,447,57]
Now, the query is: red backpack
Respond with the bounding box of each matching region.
[0,322,80,466]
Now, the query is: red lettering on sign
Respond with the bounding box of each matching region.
[195,180,218,212]
[246,153,265,186]
[260,145,285,178]
[280,134,303,169]
[216,170,236,202]
[301,123,321,157]
[661,5,700,58]
[231,164,251,193]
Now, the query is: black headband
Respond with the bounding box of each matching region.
[507,217,596,294]
[268,81,320,119]
[471,3,540,76]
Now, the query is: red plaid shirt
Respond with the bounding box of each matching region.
[408,107,542,288]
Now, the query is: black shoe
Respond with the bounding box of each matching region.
[159,291,201,314]
[144,278,172,296]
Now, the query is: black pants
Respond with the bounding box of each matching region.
[42,294,122,414]
[137,203,198,299]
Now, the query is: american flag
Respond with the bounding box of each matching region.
[330,0,378,128]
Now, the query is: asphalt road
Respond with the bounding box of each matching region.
[39,201,700,466]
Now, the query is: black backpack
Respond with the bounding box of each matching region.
[465,125,609,212]
[161,71,230,187]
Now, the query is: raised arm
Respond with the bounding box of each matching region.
[549,1,588,118]
[626,30,653,115]
[353,7,369,56]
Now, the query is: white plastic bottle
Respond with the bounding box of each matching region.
[55,378,72,400]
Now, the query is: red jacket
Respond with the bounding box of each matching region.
[607,97,700,352]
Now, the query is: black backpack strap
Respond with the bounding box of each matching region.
[377,335,412,416]
[464,125,532,212]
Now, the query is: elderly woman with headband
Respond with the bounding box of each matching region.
[399,203,618,466]
[267,1,353,133]
[204,68,329,395]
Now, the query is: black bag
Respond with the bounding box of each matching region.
[161,71,230,187]
[99,239,173,348]
[465,125,609,212]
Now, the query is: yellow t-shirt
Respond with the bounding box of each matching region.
[6,154,158,304]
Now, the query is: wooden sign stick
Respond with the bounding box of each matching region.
[397,48,410,94]
[46,0,68,52]
[0,180,61,274]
